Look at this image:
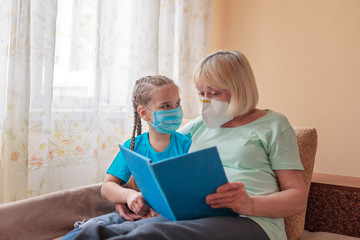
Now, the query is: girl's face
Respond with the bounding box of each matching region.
[148,84,181,111]
[138,84,181,122]
[197,81,231,103]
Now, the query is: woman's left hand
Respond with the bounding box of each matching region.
[205,182,253,215]
[142,208,160,219]
[115,203,144,221]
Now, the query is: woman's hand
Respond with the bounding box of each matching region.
[142,208,159,219]
[116,202,159,221]
[206,170,307,218]
[126,191,150,216]
[206,182,253,215]
[115,203,144,221]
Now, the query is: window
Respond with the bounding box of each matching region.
[52,0,133,114]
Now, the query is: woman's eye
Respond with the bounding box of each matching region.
[198,92,204,97]
[162,105,169,109]
[176,102,181,107]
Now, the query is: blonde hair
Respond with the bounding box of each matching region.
[125,75,176,191]
[192,50,259,117]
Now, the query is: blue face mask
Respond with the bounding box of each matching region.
[147,106,183,134]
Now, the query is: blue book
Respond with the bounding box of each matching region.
[119,145,237,221]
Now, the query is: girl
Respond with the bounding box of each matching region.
[62,75,191,239]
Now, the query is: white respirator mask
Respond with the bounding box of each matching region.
[201,97,234,129]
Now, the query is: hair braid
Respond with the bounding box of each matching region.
[136,115,142,136]
[125,109,141,192]
[130,109,138,151]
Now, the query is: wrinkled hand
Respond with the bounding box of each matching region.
[206,182,253,215]
[115,202,159,221]
[126,191,150,216]
[142,208,159,219]
[115,203,143,221]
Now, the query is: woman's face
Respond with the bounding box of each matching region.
[197,81,231,103]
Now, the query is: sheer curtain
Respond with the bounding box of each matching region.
[0,0,211,203]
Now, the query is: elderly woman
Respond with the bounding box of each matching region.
[74,50,307,240]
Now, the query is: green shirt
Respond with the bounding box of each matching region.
[179,110,303,240]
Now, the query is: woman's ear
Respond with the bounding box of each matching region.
[138,106,150,121]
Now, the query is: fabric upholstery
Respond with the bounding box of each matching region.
[285,128,318,240]
[0,183,114,240]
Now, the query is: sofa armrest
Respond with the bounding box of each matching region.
[0,183,114,240]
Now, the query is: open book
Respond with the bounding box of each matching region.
[119,145,237,221]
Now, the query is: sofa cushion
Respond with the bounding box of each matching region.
[0,183,114,240]
[284,128,318,240]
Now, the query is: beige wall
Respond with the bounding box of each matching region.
[210,0,360,178]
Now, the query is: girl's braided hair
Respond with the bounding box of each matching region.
[124,75,175,191]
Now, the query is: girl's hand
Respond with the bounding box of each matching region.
[205,182,254,215]
[115,203,143,221]
[126,191,150,216]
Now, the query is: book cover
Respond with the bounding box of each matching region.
[119,145,237,221]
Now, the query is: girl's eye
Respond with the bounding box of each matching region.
[161,105,169,109]
[198,91,204,97]
[176,102,181,107]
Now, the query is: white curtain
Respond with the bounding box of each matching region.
[0,0,211,204]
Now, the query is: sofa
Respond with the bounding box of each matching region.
[0,127,359,240]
